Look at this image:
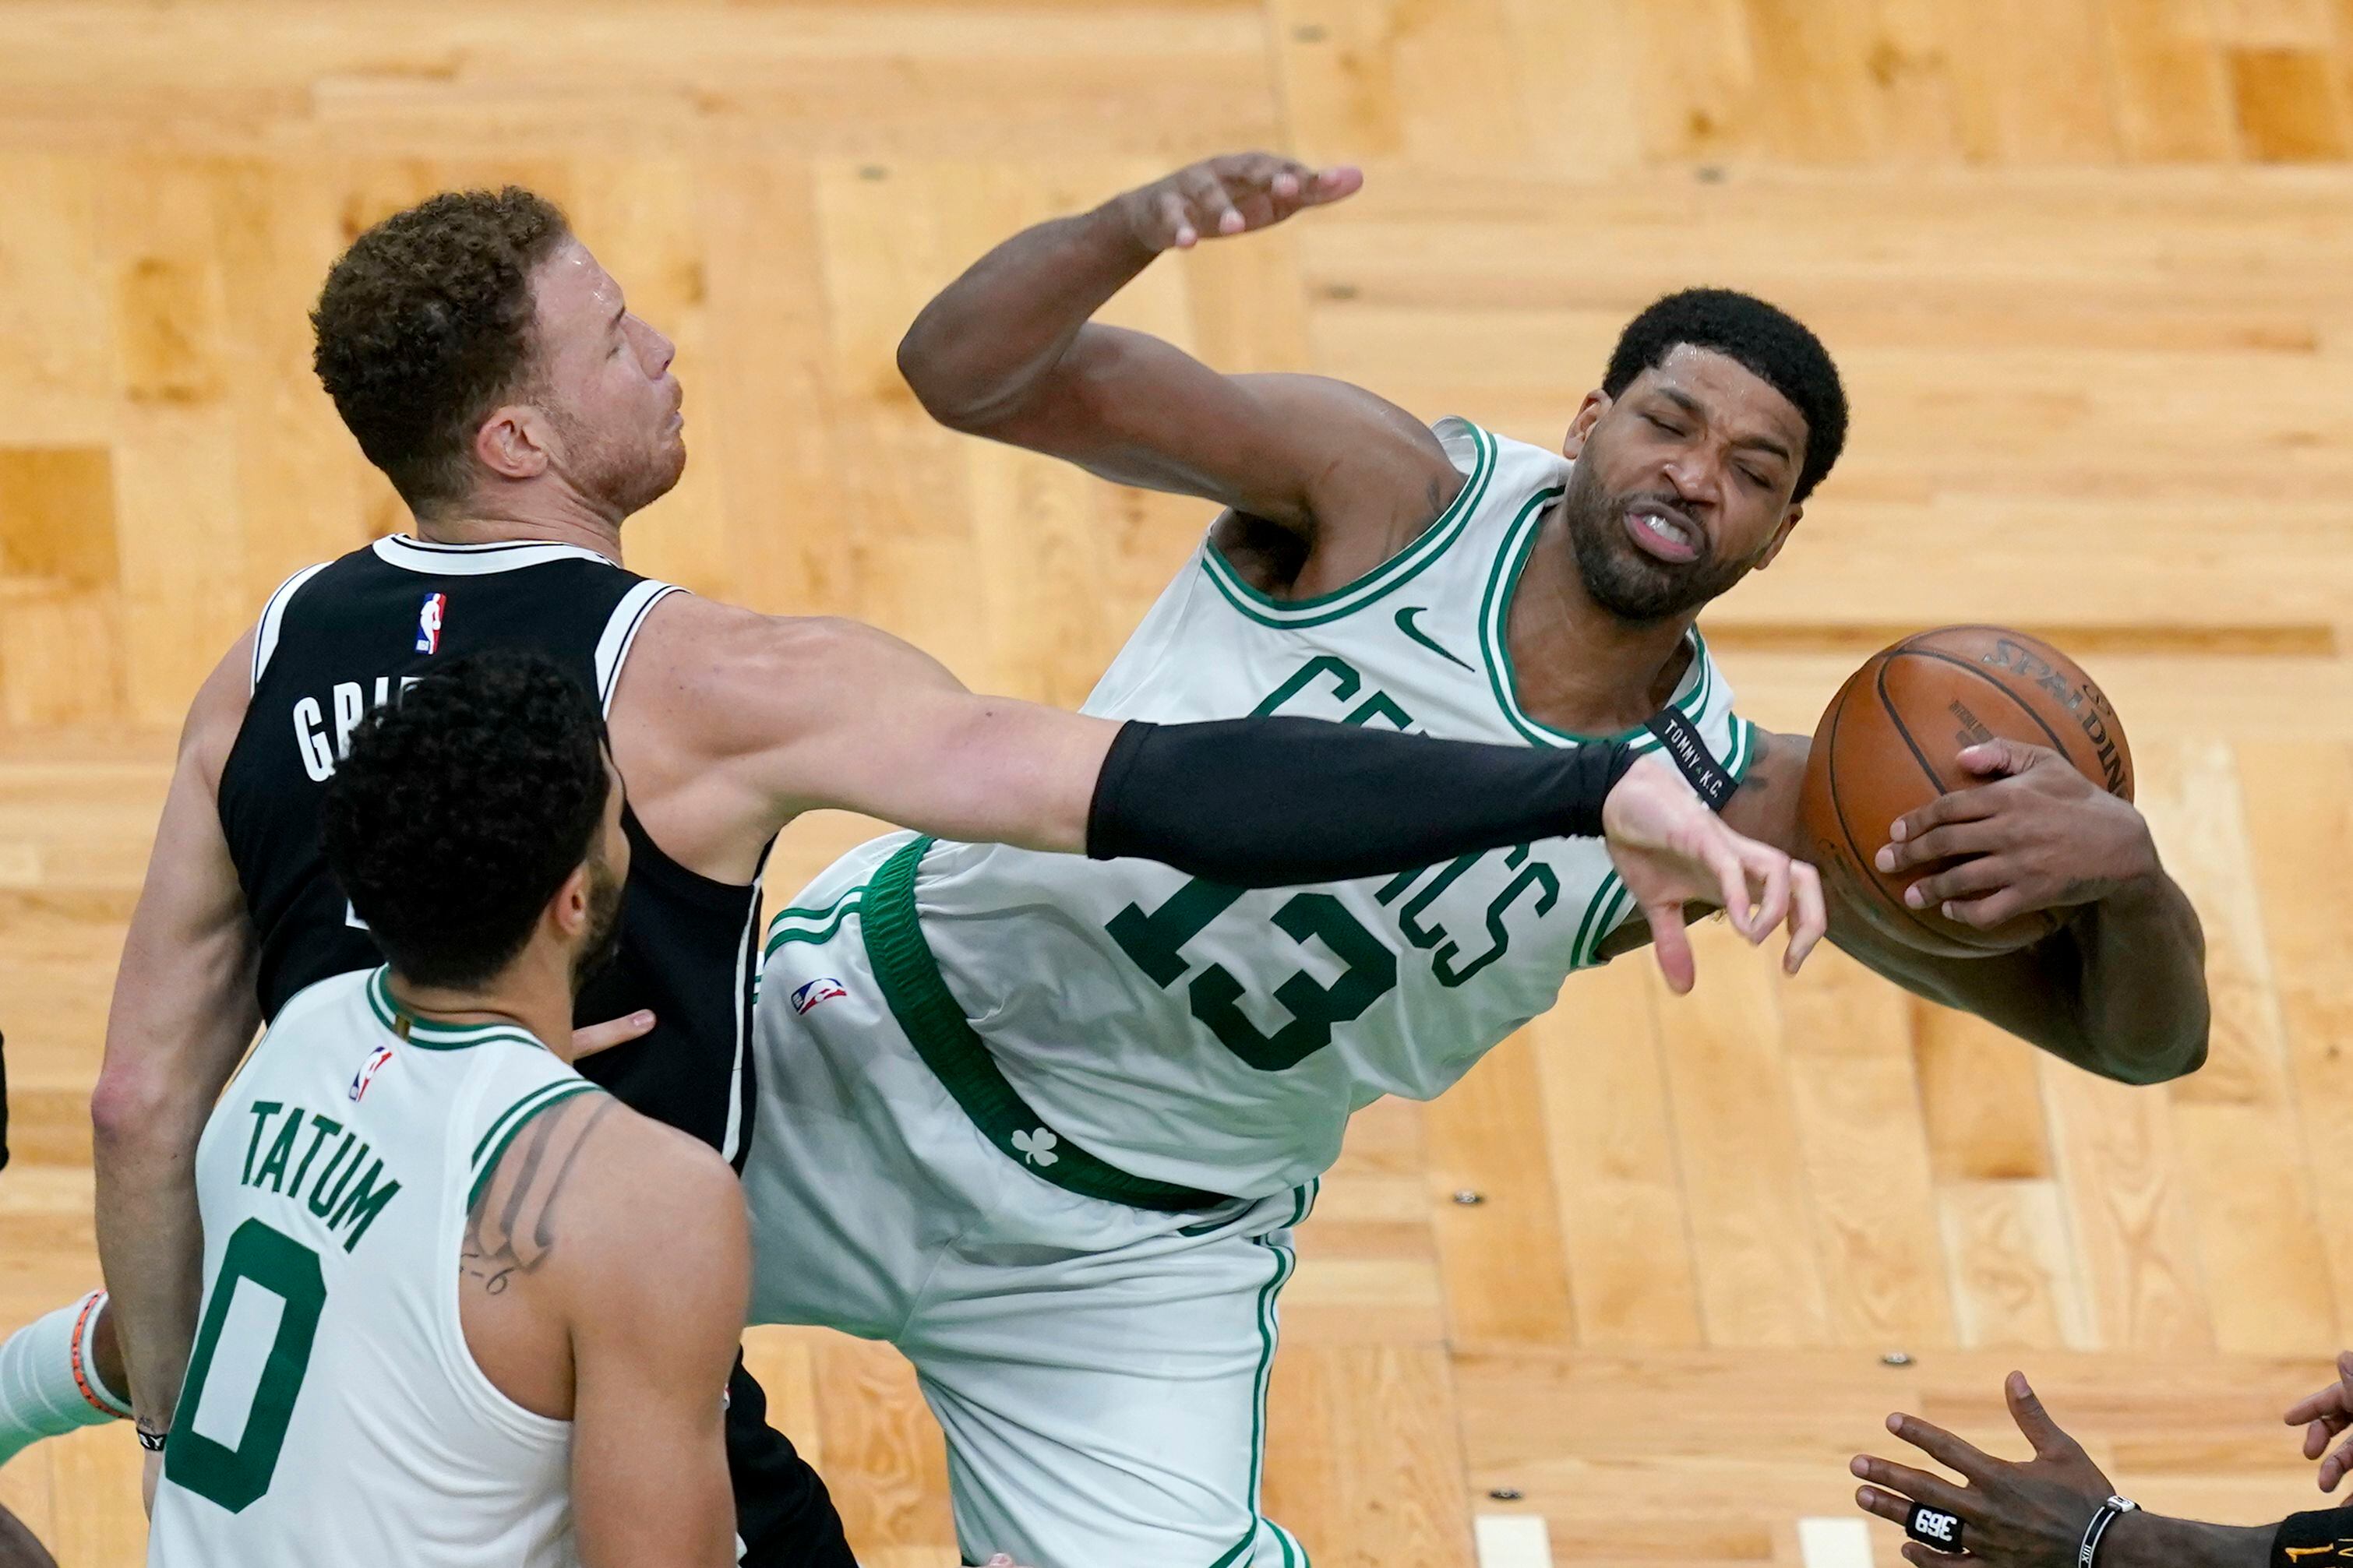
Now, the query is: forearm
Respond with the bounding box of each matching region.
[2100,1510,2273,1568]
[1088,718,1638,887]
[898,201,1152,428]
[2049,872,2208,1084]
[91,1114,209,1422]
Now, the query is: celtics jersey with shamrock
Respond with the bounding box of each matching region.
[769,420,1760,1201]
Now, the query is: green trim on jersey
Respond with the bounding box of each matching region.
[1570,717,1765,969]
[1198,423,1498,629]
[466,1081,601,1211]
[764,888,864,958]
[1475,489,1715,749]
[861,837,1233,1214]
[364,968,552,1054]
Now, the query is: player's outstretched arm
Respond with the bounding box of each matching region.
[90,633,262,1440]
[896,153,1462,555]
[558,1108,747,1568]
[1723,731,2207,1085]
[619,597,1823,981]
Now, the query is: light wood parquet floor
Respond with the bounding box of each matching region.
[6,2,2353,1563]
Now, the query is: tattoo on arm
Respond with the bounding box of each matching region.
[460,1093,614,1296]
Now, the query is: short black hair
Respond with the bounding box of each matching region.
[311,187,571,514]
[322,651,610,990]
[1603,288,1847,502]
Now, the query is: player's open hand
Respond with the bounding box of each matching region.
[1601,753,1826,993]
[1874,739,2157,931]
[1852,1372,2115,1567]
[2286,1351,2353,1491]
[1110,153,1362,253]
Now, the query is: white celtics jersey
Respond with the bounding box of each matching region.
[148,968,594,1568]
[778,420,1757,1201]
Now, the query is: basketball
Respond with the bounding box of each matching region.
[1797,626,2134,957]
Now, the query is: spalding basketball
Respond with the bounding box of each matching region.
[1797,626,2133,957]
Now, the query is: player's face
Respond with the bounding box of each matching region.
[1558,345,1808,623]
[527,239,686,520]
[571,753,630,989]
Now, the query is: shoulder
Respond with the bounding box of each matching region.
[539,1100,746,1300]
[185,628,257,789]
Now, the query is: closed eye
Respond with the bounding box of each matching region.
[1644,413,1684,436]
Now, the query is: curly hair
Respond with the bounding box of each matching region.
[322,651,609,990]
[311,188,571,514]
[1603,288,1848,502]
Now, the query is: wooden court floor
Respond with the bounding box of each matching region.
[8,2,2353,1563]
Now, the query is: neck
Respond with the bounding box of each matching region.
[1504,501,1698,735]
[415,485,625,566]
[386,950,580,1064]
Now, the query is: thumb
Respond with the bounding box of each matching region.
[1645,900,1696,995]
[2007,1371,2070,1457]
[1956,738,2033,778]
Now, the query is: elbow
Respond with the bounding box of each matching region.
[90,1059,191,1164]
[2096,1016,2210,1087]
[896,322,995,434]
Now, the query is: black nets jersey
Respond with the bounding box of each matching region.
[216,534,767,1165]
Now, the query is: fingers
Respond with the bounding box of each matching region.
[1849,1452,1969,1516]
[572,1010,656,1059]
[2006,1372,2077,1461]
[1958,738,2053,778]
[1785,860,1827,974]
[1888,786,2001,847]
[2324,1434,2353,1493]
[1180,166,1244,239]
[1852,1483,1916,1527]
[1155,187,1195,249]
[1876,819,2000,874]
[1902,857,2011,908]
[1645,898,1696,995]
[1938,886,2031,930]
[1723,838,1788,944]
[1885,1412,1998,1489]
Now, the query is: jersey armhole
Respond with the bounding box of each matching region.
[594,580,683,714]
[249,562,333,692]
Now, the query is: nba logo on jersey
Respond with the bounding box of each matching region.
[791,977,848,1015]
[415,592,447,654]
[348,1042,396,1102]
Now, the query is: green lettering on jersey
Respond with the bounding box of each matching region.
[252,1108,302,1193]
[326,1158,400,1253]
[240,1101,284,1186]
[286,1114,343,1198]
[303,1133,359,1217]
[1251,655,1360,717]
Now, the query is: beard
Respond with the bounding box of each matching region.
[550,402,685,520]
[570,850,627,993]
[1561,458,1757,624]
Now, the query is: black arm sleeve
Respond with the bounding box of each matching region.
[1085,717,1639,889]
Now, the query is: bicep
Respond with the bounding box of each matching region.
[983,326,1458,539]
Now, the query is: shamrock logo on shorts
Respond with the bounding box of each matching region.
[1011,1127,1060,1168]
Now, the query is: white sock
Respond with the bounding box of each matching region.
[0,1292,130,1470]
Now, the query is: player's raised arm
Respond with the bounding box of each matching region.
[556,1108,747,1568]
[896,153,1461,549]
[89,634,262,1443]
[619,595,1823,982]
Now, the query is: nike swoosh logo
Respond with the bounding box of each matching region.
[1394,607,1475,671]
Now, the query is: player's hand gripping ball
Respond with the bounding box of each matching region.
[1798,626,2143,957]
